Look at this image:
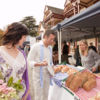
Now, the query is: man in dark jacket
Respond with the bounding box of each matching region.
[62,41,69,63]
[89,42,97,52]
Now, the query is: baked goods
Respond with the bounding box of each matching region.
[69,75,83,92]
[80,72,88,87]
[65,71,97,92]
[65,74,74,87]
[54,65,77,75]
[88,92,100,100]
[54,67,61,73]
[54,65,65,73]
[67,68,77,75]
[54,65,63,73]
[95,92,100,100]
[61,66,69,73]
[83,78,96,91]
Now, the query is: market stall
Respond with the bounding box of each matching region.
[48,81,74,100]
[49,64,100,100]
[52,1,100,64]
[49,2,100,100]
[48,64,80,100]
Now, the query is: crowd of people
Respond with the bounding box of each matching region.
[0,22,100,100]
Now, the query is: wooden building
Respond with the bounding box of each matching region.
[43,5,64,29]
[64,0,99,18]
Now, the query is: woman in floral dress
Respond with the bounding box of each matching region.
[0,22,31,100]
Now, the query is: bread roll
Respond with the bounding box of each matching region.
[61,67,69,73]
[65,74,74,87]
[83,78,96,91]
[54,67,61,73]
[69,75,83,92]
[95,92,100,100]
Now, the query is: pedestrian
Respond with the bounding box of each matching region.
[0,22,31,100]
[27,29,55,100]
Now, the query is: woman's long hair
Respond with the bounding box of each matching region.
[2,22,28,47]
[79,40,88,56]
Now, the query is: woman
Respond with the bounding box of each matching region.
[0,22,31,100]
[79,40,100,72]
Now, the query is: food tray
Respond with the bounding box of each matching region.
[62,70,100,100]
[54,64,80,81]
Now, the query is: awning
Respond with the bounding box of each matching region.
[52,1,100,41]
[52,1,100,63]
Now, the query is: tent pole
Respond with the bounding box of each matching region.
[59,29,62,64]
[57,24,61,64]
[57,30,60,64]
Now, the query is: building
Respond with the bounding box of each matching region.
[64,0,99,18]
[64,0,99,52]
[43,5,64,29]
[40,0,100,53]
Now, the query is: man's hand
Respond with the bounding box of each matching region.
[34,61,48,67]
[41,61,48,66]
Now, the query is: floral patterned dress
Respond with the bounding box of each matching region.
[0,46,26,99]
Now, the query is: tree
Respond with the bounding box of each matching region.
[0,29,4,45]
[20,16,38,36]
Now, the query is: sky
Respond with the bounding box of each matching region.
[0,0,65,29]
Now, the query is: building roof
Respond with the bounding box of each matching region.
[52,1,100,41]
[46,5,63,15]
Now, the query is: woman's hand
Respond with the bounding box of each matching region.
[22,89,30,100]
[22,95,27,100]
[92,67,96,72]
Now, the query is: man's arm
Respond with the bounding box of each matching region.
[27,44,48,67]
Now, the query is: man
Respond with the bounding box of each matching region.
[89,42,97,52]
[62,41,69,63]
[27,29,55,100]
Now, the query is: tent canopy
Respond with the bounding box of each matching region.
[52,1,100,41]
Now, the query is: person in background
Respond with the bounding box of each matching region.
[24,44,30,57]
[0,22,31,100]
[74,45,82,66]
[53,41,58,65]
[89,42,97,52]
[27,29,55,100]
[79,40,100,72]
[62,41,69,63]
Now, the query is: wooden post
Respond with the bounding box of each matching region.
[95,38,98,51]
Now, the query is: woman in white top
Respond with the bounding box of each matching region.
[79,40,100,72]
[0,22,31,100]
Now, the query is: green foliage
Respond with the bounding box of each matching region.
[0,71,4,80]
[20,16,38,36]
[7,77,13,87]
[13,79,23,91]
[7,77,23,92]
[0,29,3,45]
